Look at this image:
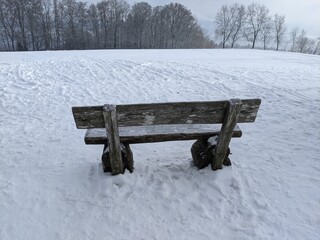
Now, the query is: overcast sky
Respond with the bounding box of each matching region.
[87,0,320,38]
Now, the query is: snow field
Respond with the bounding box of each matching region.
[0,49,319,240]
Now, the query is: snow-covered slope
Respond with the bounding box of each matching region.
[0,49,319,240]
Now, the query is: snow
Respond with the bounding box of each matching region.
[0,49,319,240]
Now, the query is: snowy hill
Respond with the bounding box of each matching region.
[0,49,319,240]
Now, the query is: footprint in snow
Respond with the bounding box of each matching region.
[112,176,125,188]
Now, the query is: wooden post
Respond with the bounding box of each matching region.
[103,105,124,175]
[212,99,242,170]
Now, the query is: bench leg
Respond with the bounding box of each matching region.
[207,136,232,167]
[212,99,242,170]
[102,143,134,173]
[191,138,210,169]
[191,136,231,169]
[103,105,123,175]
[102,144,112,172]
[124,143,134,173]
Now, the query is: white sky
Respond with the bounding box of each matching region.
[86,0,320,38]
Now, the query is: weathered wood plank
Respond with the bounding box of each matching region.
[84,124,242,144]
[72,99,261,129]
[211,99,243,170]
[103,105,123,175]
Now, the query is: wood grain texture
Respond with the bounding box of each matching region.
[103,105,123,175]
[72,99,261,129]
[211,99,243,170]
[84,124,242,144]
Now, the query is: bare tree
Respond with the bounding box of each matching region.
[60,0,78,49]
[313,38,320,55]
[77,2,88,49]
[296,29,308,53]
[214,5,234,48]
[260,16,272,50]
[109,0,129,49]
[53,0,62,49]
[229,4,246,48]
[127,2,152,48]
[274,14,286,50]
[97,0,111,48]
[295,30,319,54]
[13,0,30,50]
[0,0,18,50]
[41,0,53,50]
[59,0,90,50]
[87,4,100,48]
[244,3,269,49]
[162,3,196,49]
[149,6,163,48]
[189,23,214,48]
[28,0,45,50]
[289,27,299,52]
[305,39,316,54]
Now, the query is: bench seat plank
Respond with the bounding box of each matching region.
[85,124,242,144]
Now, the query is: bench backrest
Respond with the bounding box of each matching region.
[72,99,261,129]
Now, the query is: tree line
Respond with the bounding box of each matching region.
[214,3,320,54]
[0,0,214,51]
[1,0,319,54]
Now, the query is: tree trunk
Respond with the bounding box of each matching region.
[252,34,257,49]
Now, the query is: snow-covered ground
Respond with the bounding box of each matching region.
[0,49,319,240]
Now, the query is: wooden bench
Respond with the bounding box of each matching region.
[72,99,261,175]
